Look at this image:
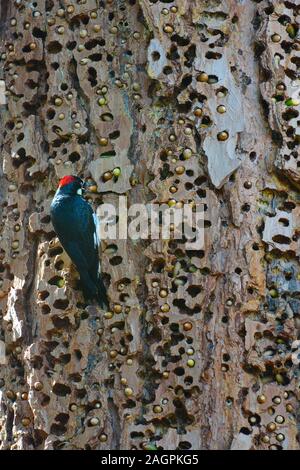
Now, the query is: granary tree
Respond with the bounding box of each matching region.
[0,0,299,450]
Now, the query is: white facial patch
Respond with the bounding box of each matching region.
[77,188,83,196]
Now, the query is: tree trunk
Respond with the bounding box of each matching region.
[0,0,299,450]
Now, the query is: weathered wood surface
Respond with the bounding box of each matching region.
[0,0,299,450]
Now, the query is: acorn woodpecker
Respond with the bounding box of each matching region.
[50,175,108,308]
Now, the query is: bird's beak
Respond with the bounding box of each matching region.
[83,181,99,194]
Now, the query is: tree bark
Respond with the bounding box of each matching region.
[0,0,299,450]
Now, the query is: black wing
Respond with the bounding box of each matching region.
[50,194,99,291]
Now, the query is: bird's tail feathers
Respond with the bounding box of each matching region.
[97,275,109,309]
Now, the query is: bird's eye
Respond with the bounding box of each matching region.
[77,188,83,196]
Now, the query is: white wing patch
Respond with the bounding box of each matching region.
[93,212,102,275]
[93,212,100,248]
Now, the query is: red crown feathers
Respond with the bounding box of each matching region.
[58,175,78,188]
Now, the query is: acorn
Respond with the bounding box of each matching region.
[80,29,88,39]
[217,105,226,114]
[261,434,270,443]
[286,404,293,412]
[194,107,203,117]
[160,303,170,313]
[187,348,194,356]
[124,387,133,397]
[99,137,108,146]
[56,277,65,288]
[89,417,99,426]
[6,390,15,400]
[197,72,209,83]
[257,394,266,404]
[153,405,162,413]
[93,25,101,32]
[99,434,107,442]
[163,25,174,34]
[249,416,257,425]
[57,8,65,17]
[126,359,133,365]
[169,134,176,142]
[57,26,65,35]
[168,199,177,208]
[110,26,118,34]
[275,415,284,424]
[103,171,113,182]
[112,167,121,178]
[273,396,281,405]
[162,371,169,379]
[110,350,118,359]
[169,185,177,194]
[217,131,229,141]
[67,5,75,13]
[285,98,300,107]
[21,392,28,400]
[133,31,140,39]
[286,24,296,38]
[275,374,284,384]
[267,422,276,432]
[187,359,195,368]
[159,289,168,298]
[183,322,193,331]
[183,148,192,159]
[21,418,31,427]
[54,97,63,106]
[271,33,281,43]
[170,6,178,12]
[276,433,285,442]
[175,166,185,175]
[184,127,193,136]
[104,311,113,319]
[113,304,122,314]
[69,403,77,411]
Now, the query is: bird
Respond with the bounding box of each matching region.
[50,175,108,308]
